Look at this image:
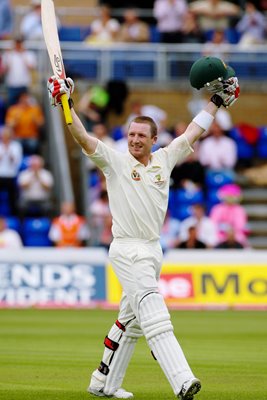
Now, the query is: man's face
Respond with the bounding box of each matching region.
[127,122,157,163]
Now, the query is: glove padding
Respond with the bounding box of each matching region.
[47,75,74,107]
[205,76,240,108]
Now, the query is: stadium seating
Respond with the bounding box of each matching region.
[21,217,52,247]
[6,216,21,233]
[257,126,267,158]
[59,26,91,42]
[0,191,11,216]
[205,169,234,188]
[229,127,255,161]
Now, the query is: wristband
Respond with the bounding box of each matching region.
[210,94,223,108]
[193,110,214,131]
[68,98,74,109]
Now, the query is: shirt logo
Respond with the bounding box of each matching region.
[131,169,141,181]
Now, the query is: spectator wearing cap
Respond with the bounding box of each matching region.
[210,184,249,247]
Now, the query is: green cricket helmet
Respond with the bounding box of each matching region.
[189,56,235,90]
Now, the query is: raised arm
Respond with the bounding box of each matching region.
[185,56,240,146]
[47,76,98,155]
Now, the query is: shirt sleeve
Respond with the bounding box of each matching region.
[82,140,121,176]
[163,134,194,171]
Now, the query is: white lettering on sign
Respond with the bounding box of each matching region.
[159,277,192,298]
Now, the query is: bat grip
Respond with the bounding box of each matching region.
[61,93,73,125]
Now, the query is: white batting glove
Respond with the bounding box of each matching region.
[217,77,240,108]
[47,75,74,107]
[207,76,240,108]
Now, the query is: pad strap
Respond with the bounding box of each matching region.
[98,361,109,376]
[104,336,119,351]
[115,319,126,332]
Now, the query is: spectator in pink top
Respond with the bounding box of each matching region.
[153,0,188,43]
[210,184,250,247]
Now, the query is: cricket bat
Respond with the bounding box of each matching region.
[41,0,73,125]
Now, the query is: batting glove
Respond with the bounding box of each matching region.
[207,77,240,108]
[47,76,74,107]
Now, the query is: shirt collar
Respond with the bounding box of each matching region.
[127,151,155,168]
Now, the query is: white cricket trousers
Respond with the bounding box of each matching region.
[109,238,163,318]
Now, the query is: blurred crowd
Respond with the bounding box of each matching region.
[0,0,266,249]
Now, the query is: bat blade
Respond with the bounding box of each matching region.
[41,0,72,124]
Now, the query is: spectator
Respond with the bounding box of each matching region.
[49,201,90,247]
[5,91,44,155]
[90,189,112,248]
[17,155,54,218]
[177,203,218,248]
[1,36,37,105]
[198,121,237,170]
[20,0,43,40]
[177,224,207,249]
[170,151,205,191]
[160,211,180,252]
[78,85,110,131]
[0,126,23,214]
[153,0,188,43]
[215,226,244,249]
[210,183,249,247]
[189,0,240,33]
[0,0,13,39]
[85,4,120,44]
[171,121,205,190]
[236,2,267,48]
[202,29,231,60]
[117,7,150,43]
[86,123,115,172]
[182,10,206,44]
[0,216,23,248]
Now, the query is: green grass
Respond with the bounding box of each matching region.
[0,309,266,400]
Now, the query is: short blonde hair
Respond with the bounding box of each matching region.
[130,116,158,138]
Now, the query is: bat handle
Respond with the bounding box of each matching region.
[61,93,73,125]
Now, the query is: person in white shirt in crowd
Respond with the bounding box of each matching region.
[17,155,54,218]
[85,3,120,44]
[176,203,218,248]
[236,2,267,48]
[189,0,240,33]
[1,36,37,105]
[153,0,188,43]
[198,120,237,170]
[20,0,43,40]
[160,211,181,252]
[0,125,23,215]
[0,217,23,248]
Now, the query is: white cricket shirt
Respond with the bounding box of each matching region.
[85,134,193,240]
